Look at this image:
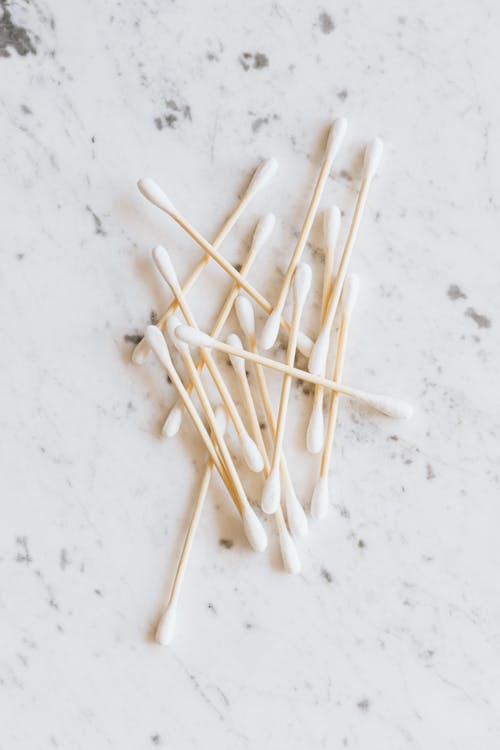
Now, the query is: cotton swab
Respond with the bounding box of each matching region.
[235,295,308,538]
[261,263,312,514]
[306,206,341,453]
[132,158,277,365]
[175,323,412,419]
[227,333,301,574]
[166,315,267,551]
[259,118,347,350]
[156,405,228,645]
[145,326,267,552]
[311,275,359,519]
[152,245,264,473]
[137,178,314,357]
[162,213,275,438]
[308,138,384,375]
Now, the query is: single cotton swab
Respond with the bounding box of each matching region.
[137,178,314,357]
[152,246,264,473]
[260,118,347,350]
[308,138,383,375]
[145,326,267,552]
[132,158,277,365]
[235,295,308,538]
[175,323,412,419]
[156,405,228,645]
[261,263,312,514]
[311,275,359,519]
[163,213,275,438]
[227,334,301,574]
[306,206,341,453]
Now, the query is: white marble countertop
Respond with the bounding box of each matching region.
[1,1,499,748]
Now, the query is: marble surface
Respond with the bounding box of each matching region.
[1,1,500,747]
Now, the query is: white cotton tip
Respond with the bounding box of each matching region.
[242,505,268,552]
[152,245,179,291]
[166,313,187,353]
[323,205,341,249]
[252,213,276,251]
[245,157,278,199]
[278,524,301,575]
[175,324,214,350]
[235,295,255,339]
[361,394,413,420]
[308,329,329,375]
[284,481,308,537]
[296,330,313,357]
[310,475,329,520]
[260,309,282,350]
[155,604,177,645]
[131,336,151,365]
[137,177,176,215]
[325,116,348,162]
[240,432,264,473]
[342,274,360,318]
[213,404,228,434]
[226,334,246,378]
[145,325,172,369]
[362,137,384,182]
[162,404,182,437]
[306,401,325,454]
[292,262,312,310]
[261,466,281,514]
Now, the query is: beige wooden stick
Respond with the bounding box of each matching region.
[155,406,228,646]
[163,213,275,438]
[175,323,413,420]
[152,246,264,473]
[306,206,341,454]
[132,158,277,365]
[259,118,347,350]
[261,264,312,515]
[137,178,314,357]
[311,276,358,519]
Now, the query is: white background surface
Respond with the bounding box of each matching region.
[1,1,499,748]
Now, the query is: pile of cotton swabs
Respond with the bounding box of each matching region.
[130,117,412,644]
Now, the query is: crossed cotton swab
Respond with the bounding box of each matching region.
[311,275,359,519]
[260,118,347,350]
[261,263,313,515]
[155,405,228,645]
[152,245,264,473]
[145,326,267,552]
[163,213,275,438]
[306,206,341,454]
[132,158,277,365]
[308,138,383,375]
[137,178,314,357]
[174,323,412,419]
[234,295,308,538]
[227,334,301,574]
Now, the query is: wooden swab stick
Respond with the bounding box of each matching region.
[137,178,314,357]
[132,158,277,365]
[227,334,301,574]
[166,315,267,552]
[261,263,312,515]
[163,213,275,438]
[174,323,413,419]
[260,118,347,350]
[145,326,267,552]
[153,246,264,473]
[235,296,308,538]
[308,138,384,375]
[155,405,228,645]
[306,206,341,454]
[311,275,358,519]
